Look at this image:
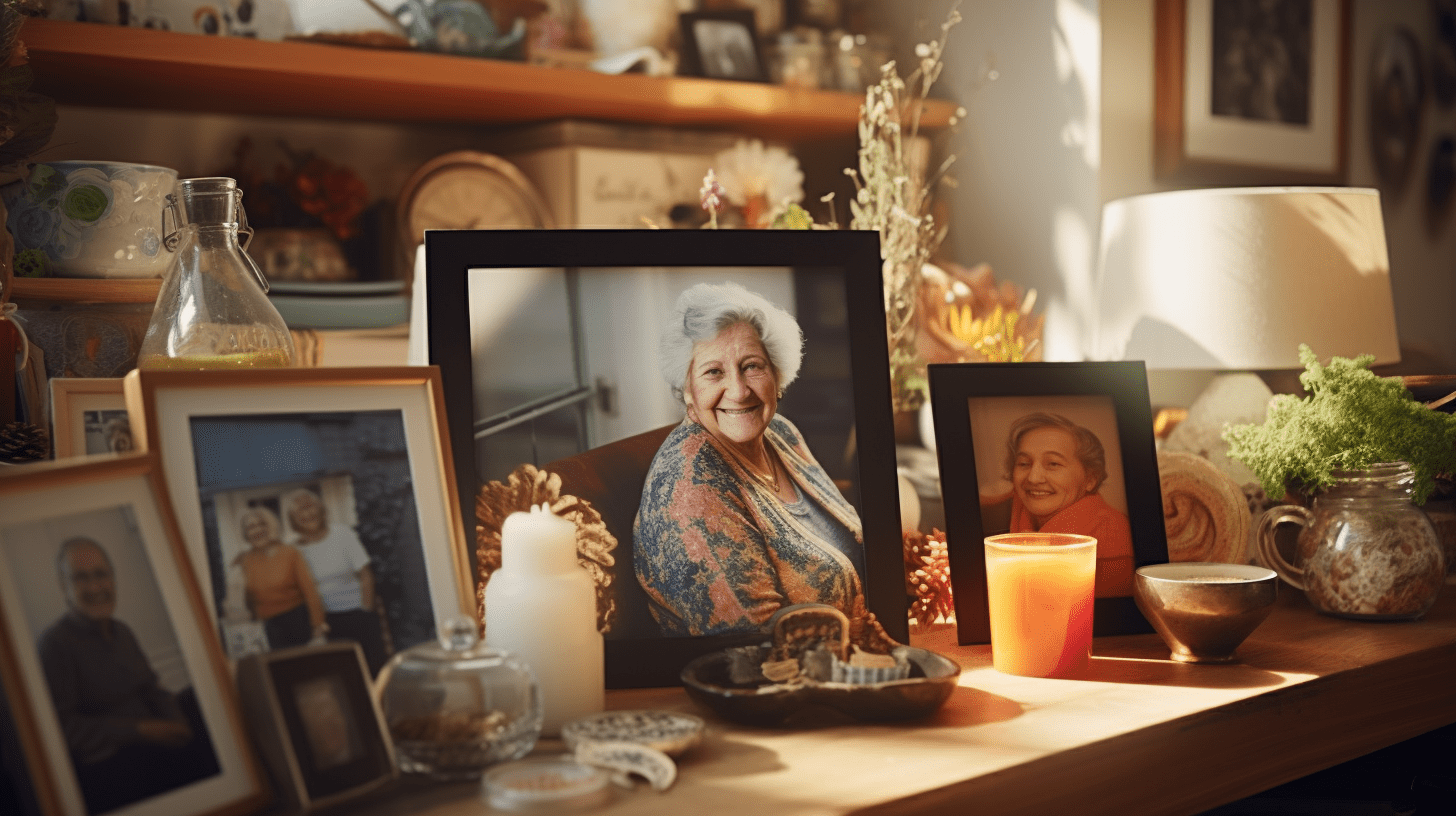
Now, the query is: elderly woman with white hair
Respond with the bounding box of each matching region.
[634,282,867,637]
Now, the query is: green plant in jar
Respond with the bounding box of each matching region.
[1222,344,1456,504]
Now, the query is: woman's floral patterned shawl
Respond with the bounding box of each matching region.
[634,415,865,636]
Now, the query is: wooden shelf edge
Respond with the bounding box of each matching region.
[11,277,161,304]
[22,19,957,140]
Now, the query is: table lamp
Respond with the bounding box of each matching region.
[1091,186,1401,484]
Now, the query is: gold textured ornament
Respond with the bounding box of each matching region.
[475,464,618,634]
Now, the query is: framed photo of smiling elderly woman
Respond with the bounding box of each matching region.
[425,228,906,687]
[928,361,1168,645]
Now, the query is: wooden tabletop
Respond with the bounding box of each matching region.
[358,583,1456,816]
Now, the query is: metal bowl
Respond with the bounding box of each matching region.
[1134,562,1278,664]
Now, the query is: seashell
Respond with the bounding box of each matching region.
[573,739,677,792]
[560,710,704,757]
[1159,451,1253,564]
[830,646,911,684]
[767,603,851,663]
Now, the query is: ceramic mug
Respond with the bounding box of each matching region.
[3,161,179,279]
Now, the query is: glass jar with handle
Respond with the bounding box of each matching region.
[1255,461,1444,620]
[137,177,295,370]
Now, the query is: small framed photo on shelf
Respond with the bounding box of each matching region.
[122,366,474,678]
[425,228,904,687]
[928,361,1168,644]
[49,377,132,458]
[235,643,396,813]
[0,453,269,816]
[679,10,768,82]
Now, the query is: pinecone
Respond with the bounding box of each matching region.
[0,421,49,463]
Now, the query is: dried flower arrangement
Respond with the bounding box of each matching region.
[903,528,953,627]
[218,138,371,243]
[711,139,805,229]
[918,261,1044,366]
[0,0,53,446]
[846,7,963,412]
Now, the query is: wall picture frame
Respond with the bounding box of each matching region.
[0,453,269,816]
[1154,0,1350,184]
[928,361,1167,645]
[425,228,904,688]
[122,366,473,677]
[49,377,132,459]
[235,643,396,814]
[679,10,768,82]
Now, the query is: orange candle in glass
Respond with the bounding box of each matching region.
[984,533,1097,678]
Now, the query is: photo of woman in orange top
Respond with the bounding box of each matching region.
[232,505,328,650]
[1002,412,1134,597]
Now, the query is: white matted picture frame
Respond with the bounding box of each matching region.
[1155,0,1350,183]
[49,378,132,459]
[0,453,268,816]
[122,366,473,677]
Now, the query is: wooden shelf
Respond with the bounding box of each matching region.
[22,19,956,142]
[9,277,161,304]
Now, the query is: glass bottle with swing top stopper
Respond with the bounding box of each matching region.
[138,177,296,370]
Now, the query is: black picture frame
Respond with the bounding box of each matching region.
[679,10,768,82]
[927,361,1167,645]
[425,228,905,688]
[235,643,396,813]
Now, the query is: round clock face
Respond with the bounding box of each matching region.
[399,152,554,250]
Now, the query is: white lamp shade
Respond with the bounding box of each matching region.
[1092,187,1400,370]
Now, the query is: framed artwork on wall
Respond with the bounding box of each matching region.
[425,228,904,688]
[928,361,1167,645]
[0,454,268,816]
[1154,0,1350,184]
[122,366,473,678]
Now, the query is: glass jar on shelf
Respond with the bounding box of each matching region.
[137,177,296,370]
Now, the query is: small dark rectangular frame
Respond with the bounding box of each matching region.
[928,360,1167,644]
[426,228,906,688]
[678,9,769,82]
[235,642,397,813]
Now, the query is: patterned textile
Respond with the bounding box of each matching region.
[635,415,865,636]
[1010,492,1135,596]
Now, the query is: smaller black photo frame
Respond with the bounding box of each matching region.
[679,10,768,82]
[235,643,396,813]
[928,361,1167,645]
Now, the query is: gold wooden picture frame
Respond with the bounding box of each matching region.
[0,453,269,816]
[122,366,473,676]
[1155,0,1350,184]
[48,378,131,459]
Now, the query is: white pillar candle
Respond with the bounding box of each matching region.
[484,503,605,736]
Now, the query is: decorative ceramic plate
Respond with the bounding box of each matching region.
[560,710,705,757]
[681,645,961,727]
